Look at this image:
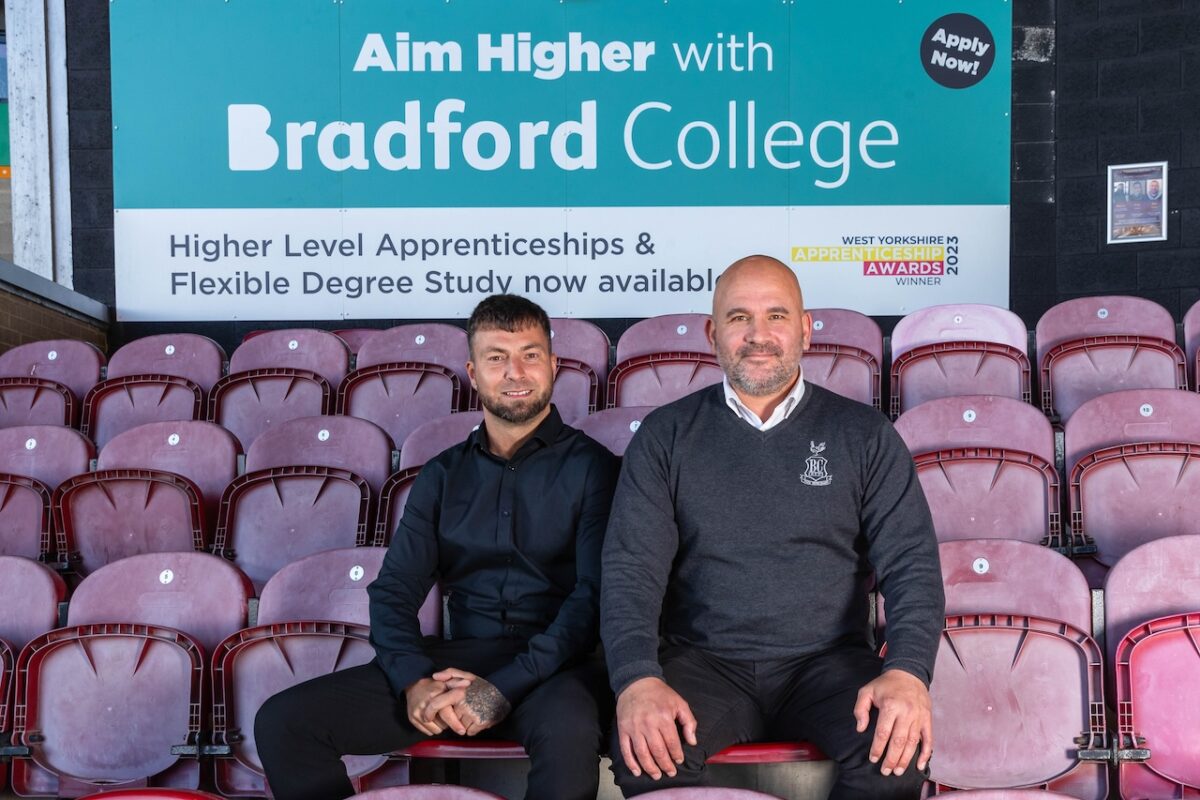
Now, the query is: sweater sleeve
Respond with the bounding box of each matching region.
[600,419,679,696]
[861,419,945,686]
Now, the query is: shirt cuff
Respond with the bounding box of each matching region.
[485,660,538,707]
[609,659,665,697]
[880,656,932,688]
[378,653,437,699]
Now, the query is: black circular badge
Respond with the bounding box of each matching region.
[920,13,996,89]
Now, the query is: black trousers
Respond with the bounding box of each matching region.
[610,641,927,800]
[256,638,612,800]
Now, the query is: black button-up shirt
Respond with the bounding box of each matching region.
[368,406,620,704]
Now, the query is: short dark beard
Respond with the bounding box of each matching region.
[479,383,553,424]
[715,342,799,397]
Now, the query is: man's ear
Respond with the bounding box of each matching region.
[550,353,559,378]
[704,317,717,355]
[465,359,478,390]
[800,311,814,352]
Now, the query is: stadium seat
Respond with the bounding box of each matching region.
[1185,296,1200,390]
[351,788,505,799]
[889,304,1030,418]
[246,416,393,500]
[575,406,654,456]
[375,412,483,545]
[0,426,93,561]
[78,791,226,800]
[80,334,226,448]
[334,328,381,355]
[894,396,1061,549]
[210,329,350,449]
[0,339,105,428]
[943,793,1082,799]
[1064,389,1200,583]
[549,318,609,423]
[1037,296,1186,423]
[802,308,883,408]
[0,556,66,651]
[340,325,469,449]
[631,791,785,800]
[97,420,240,532]
[6,553,237,794]
[607,314,723,407]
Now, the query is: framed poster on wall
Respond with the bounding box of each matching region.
[1107,161,1167,244]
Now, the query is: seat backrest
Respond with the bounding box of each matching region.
[398,412,483,470]
[246,416,392,497]
[333,328,379,355]
[257,547,387,626]
[1186,296,1200,387]
[356,324,470,386]
[1063,388,1200,475]
[891,304,1027,359]
[895,395,1054,465]
[0,556,66,650]
[575,407,654,457]
[1036,295,1177,364]
[98,420,240,525]
[350,787,509,799]
[1104,534,1200,672]
[106,334,226,393]
[807,308,884,364]
[937,792,1082,799]
[69,551,252,654]
[938,539,1091,631]
[802,308,883,406]
[228,329,350,387]
[550,318,610,385]
[615,314,713,363]
[0,425,94,490]
[0,339,106,399]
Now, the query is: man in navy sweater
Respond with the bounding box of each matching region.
[601,255,944,799]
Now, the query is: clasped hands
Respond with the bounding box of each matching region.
[405,668,512,737]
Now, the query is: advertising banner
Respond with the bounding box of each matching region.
[111,0,1012,320]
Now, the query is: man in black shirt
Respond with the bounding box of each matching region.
[256,295,620,800]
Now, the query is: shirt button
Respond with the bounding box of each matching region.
[502,510,511,517]
[504,556,513,564]
[507,465,516,471]
[507,625,517,633]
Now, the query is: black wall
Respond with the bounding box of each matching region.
[61,0,1199,352]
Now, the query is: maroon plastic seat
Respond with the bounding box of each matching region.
[210,329,350,449]
[0,340,105,428]
[608,314,723,408]
[97,421,240,533]
[923,614,1108,799]
[78,791,226,800]
[340,326,469,449]
[1064,389,1200,583]
[1185,297,1200,390]
[1114,611,1200,799]
[575,407,654,457]
[246,416,393,499]
[351,788,505,799]
[894,396,1062,549]
[0,426,94,561]
[550,318,610,386]
[889,304,1030,418]
[549,319,609,423]
[67,551,252,655]
[334,328,380,355]
[632,791,785,800]
[82,334,225,449]
[0,556,66,652]
[943,793,1082,799]
[1037,296,1186,423]
[375,413,483,545]
[802,308,883,409]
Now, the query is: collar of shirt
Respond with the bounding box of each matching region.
[470,404,566,461]
[723,369,806,431]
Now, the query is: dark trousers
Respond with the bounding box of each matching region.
[256,638,612,800]
[610,641,927,800]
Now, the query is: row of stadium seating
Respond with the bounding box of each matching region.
[1,534,1196,798]
[3,380,1197,589]
[2,296,1200,456]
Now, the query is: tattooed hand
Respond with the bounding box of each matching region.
[426,667,513,736]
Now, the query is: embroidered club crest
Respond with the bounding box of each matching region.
[801,441,833,486]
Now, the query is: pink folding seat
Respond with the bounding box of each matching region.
[575,407,654,457]
[549,318,609,423]
[81,334,225,449]
[629,791,785,800]
[0,556,65,653]
[0,426,93,561]
[97,421,240,533]
[1037,296,1186,423]
[1185,297,1200,390]
[351,789,505,799]
[246,416,393,499]
[339,325,469,449]
[1064,389,1200,583]
[211,548,435,797]
[942,793,1081,799]
[4,551,250,796]
[0,340,105,428]
[1109,536,1200,799]
[375,412,482,545]
[334,328,380,355]
[78,792,226,800]
[802,309,883,409]
[894,396,1062,549]
[889,304,1030,418]
[608,314,723,408]
[210,329,350,449]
